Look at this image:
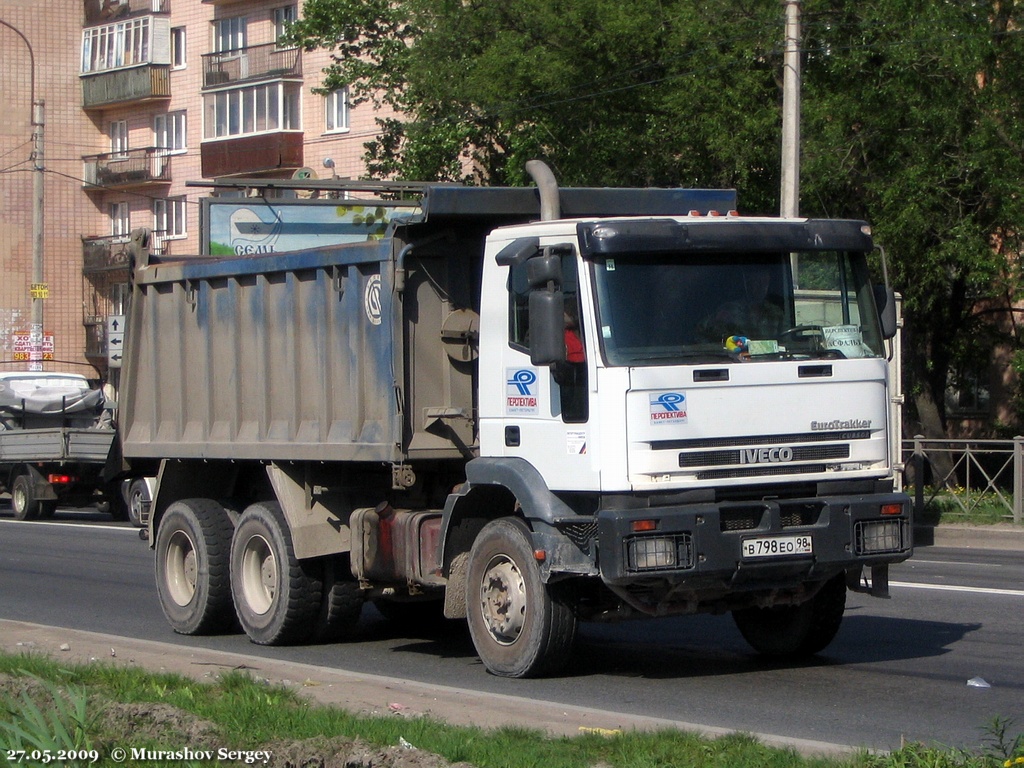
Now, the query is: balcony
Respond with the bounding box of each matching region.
[82,235,135,275]
[84,0,169,26]
[201,132,303,178]
[202,42,301,89]
[82,64,170,110]
[83,147,171,190]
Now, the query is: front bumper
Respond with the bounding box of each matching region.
[596,491,912,590]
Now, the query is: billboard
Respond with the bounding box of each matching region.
[201,198,420,256]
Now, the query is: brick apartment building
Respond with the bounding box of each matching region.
[0,0,385,389]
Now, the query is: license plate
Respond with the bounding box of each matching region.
[741,535,813,559]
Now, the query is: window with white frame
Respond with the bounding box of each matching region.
[274,6,297,48]
[109,120,128,159]
[109,202,130,238]
[81,16,170,73]
[171,26,186,68]
[325,88,349,133]
[212,16,247,53]
[154,110,187,154]
[153,196,186,239]
[203,82,301,139]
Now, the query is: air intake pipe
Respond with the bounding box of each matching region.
[525,160,561,221]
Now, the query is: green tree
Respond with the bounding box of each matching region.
[285,0,1024,437]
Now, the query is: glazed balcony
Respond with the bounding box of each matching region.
[202,42,301,89]
[83,147,171,190]
[83,0,169,26]
[201,132,303,178]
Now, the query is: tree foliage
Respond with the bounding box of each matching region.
[285,0,1024,436]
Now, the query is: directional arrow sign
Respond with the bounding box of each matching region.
[107,315,126,369]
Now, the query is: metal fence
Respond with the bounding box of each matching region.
[903,437,1024,524]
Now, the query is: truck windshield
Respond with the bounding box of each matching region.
[589,250,885,366]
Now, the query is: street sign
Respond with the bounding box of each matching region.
[107,315,125,368]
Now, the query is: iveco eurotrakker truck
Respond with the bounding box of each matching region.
[119,162,911,678]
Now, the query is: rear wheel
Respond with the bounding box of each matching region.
[732,573,847,658]
[466,518,577,678]
[154,499,235,635]
[311,554,364,643]
[11,475,41,521]
[231,501,321,645]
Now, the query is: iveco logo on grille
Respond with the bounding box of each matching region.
[740,447,794,464]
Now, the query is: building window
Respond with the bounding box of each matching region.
[171,26,186,69]
[325,88,349,133]
[154,196,186,239]
[109,120,128,159]
[212,16,247,53]
[110,202,130,239]
[203,82,301,139]
[81,16,170,73]
[154,110,187,154]
[274,6,297,48]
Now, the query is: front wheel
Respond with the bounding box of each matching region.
[154,499,235,635]
[732,573,847,659]
[466,518,577,678]
[230,501,322,645]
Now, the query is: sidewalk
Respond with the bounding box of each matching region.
[914,522,1024,551]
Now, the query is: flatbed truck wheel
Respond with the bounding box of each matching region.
[154,499,235,635]
[466,517,577,678]
[11,474,41,521]
[732,572,847,658]
[230,500,322,645]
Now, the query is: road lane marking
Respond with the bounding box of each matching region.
[890,581,1024,597]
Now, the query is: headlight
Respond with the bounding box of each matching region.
[625,534,694,572]
[855,520,907,554]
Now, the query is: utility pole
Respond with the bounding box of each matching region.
[0,19,46,370]
[780,0,801,218]
[30,98,46,371]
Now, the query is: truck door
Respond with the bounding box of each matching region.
[485,246,600,492]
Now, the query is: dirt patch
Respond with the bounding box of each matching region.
[264,737,475,768]
[2,673,473,768]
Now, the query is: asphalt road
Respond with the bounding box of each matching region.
[1,505,1022,753]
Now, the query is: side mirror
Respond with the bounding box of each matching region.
[529,290,565,365]
[527,252,562,288]
[874,284,898,340]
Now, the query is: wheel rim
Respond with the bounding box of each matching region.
[165,529,198,607]
[12,485,26,515]
[239,533,276,615]
[478,554,527,645]
[129,489,143,520]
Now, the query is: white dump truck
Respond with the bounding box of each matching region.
[119,163,912,677]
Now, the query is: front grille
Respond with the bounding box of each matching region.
[697,464,827,481]
[780,502,823,527]
[721,507,766,531]
[679,444,849,468]
[653,430,871,451]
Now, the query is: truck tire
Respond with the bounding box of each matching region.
[126,479,150,528]
[11,475,41,521]
[732,573,847,659]
[311,554,364,643]
[154,499,235,635]
[466,517,577,678]
[230,501,322,645]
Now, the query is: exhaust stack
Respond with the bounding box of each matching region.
[525,160,561,221]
